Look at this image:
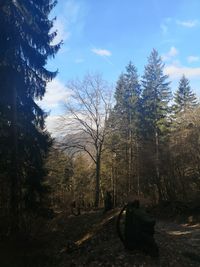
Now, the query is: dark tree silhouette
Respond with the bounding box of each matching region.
[0,0,61,231]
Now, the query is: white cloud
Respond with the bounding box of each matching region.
[37,79,71,109]
[187,56,199,63]
[176,20,199,28]
[51,0,86,46]
[160,17,172,35]
[92,48,112,57]
[51,19,70,45]
[162,46,178,61]
[168,46,178,57]
[164,64,200,79]
[45,115,61,136]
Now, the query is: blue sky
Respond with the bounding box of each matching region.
[39,0,200,133]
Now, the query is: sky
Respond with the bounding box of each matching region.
[38,0,200,133]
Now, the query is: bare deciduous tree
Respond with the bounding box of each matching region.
[57,74,112,207]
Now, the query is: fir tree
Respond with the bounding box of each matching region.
[141,49,171,138]
[111,62,141,194]
[114,62,141,132]
[141,49,172,201]
[0,0,60,230]
[174,75,197,113]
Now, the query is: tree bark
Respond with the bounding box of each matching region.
[94,155,101,207]
[155,129,162,202]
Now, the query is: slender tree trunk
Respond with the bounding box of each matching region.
[136,139,140,196]
[99,179,104,206]
[155,129,162,202]
[94,155,100,207]
[178,168,188,201]
[111,155,116,207]
[125,137,130,194]
[128,112,132,193]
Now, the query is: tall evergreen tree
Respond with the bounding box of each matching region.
[0,0,60,230]
[141,49,171,138]
[114,62,141,135]
[174,75,197,113]
[141,49,172,201]
[110,62,141,195]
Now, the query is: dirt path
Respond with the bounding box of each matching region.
[53,210,200,267]
[155,221,200,267]
[1,210,199,267]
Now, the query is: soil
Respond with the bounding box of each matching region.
[0,209,199,267]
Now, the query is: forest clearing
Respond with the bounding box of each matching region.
[1,1,200,266]
[0,207,200,267]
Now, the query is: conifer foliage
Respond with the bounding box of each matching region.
[141,49,171,138]
[109,62,141,195]
[140,49,172,200]
[174,75,197,113]
[0,0,60,230]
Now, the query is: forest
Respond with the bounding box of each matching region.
[0,1,200,267]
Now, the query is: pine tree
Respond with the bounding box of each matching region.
[174,75,197,113]
[0,0,60,230]
[141,49,172,201]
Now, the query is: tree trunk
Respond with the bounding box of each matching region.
[155,129,162,202]
[136,140,140,196]
[111,155,116,207]
[94,155,100,207]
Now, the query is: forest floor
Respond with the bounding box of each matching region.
[0,208,200,267]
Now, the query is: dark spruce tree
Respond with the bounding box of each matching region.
[0,0,61,231]
[141,49,172,201]
[114,62,141,132]
[174,75,197,113]
[111,62,141,195]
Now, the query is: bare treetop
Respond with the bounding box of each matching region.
[56,73,113,207]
